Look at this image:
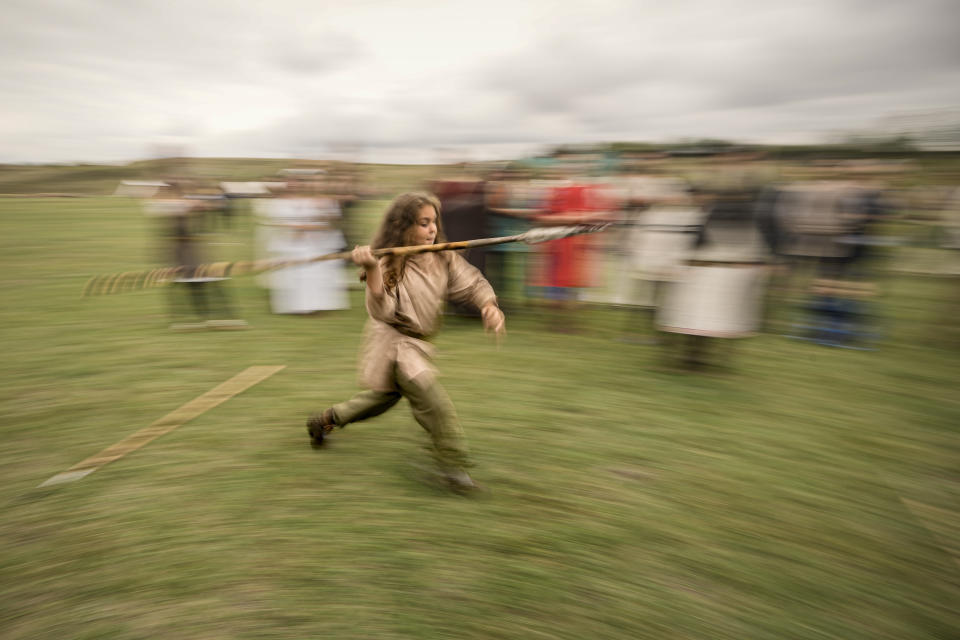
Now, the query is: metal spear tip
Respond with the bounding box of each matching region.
[521,223,612,244]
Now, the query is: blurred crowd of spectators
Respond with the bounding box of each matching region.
[133,149,960,358]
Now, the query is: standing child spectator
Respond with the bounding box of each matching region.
[306,192,506,491]
[145,182,244,330]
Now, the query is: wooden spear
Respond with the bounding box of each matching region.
[82,223,611,296]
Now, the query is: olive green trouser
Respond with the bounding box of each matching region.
[330,370,469,470]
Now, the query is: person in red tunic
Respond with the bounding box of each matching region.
[535,181,611,331]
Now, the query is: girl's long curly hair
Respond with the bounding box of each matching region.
[365,191,445,290]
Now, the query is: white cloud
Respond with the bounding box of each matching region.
[1,0,958,163]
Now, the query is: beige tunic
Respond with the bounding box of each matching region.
[359,252,497,391]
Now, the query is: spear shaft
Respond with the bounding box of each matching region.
[302,233,524,264]
[82,223,609,297]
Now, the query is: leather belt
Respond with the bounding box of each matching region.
[389,324,428,340]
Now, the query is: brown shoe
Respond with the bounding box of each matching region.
[306,408,337,447]
[444,468,482,493]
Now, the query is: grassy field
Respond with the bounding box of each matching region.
[1,196,958,639]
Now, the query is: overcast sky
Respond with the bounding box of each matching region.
[2,0,958,164]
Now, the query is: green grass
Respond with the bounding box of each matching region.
[1,197,958,639]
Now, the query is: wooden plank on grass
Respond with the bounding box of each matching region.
[39,365,285,487]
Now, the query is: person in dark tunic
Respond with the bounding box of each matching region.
[426,177,489,317]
